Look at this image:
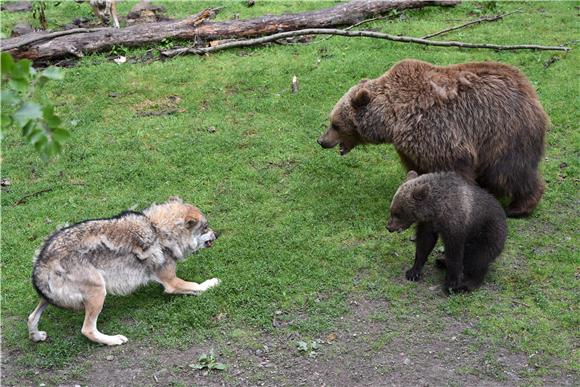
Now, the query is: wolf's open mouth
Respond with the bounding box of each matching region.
[205,240,214,248]
[339,144,349,156]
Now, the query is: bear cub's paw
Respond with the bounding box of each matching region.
[405,268,422,282]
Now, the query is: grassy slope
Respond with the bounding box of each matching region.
[1,0,578,380]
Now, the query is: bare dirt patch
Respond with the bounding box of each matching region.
[3,295,577,386]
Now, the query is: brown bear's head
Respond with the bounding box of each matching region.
[317,81,379,156]
[386,171,430,233]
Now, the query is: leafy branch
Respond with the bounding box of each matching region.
[1,53,69,161]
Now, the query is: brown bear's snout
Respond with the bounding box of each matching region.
[317,128,340,149]
[386,218,406,233]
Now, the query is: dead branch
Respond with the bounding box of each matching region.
[161,28,571,57]
[421,10,522,39]
[1,1,460,61]
[12,188,53,207]
[317,14,396,44]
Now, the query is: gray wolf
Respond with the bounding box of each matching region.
[28,197,220,346]
[76,0,120,28]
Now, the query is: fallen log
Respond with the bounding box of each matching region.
[1,0,460,61]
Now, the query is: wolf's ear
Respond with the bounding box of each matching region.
[412,183,429,201]
[185,219,198,228]
[405,170,419,182]
[184,210,200,228]
[168,196,183,203]
[351,88,371,109]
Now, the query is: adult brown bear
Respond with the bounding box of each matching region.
[317,59,548,217]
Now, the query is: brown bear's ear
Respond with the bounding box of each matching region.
[427,72,457,102]
[412,183,429,201]
[457,71,476,87]
[405,170,419,182]
[351,88,371,109]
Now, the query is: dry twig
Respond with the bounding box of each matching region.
[421,10,522,39]
[12,188,53,207]
[162,28,571,57]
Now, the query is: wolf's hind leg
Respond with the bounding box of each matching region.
[28,298,49,342]
[81,283,128,346]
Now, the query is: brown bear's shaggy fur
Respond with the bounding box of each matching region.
[317,59,549,217]
[387,171,507,293]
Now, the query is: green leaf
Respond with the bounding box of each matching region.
[42,105,62,128]
[8,78,30,93]
[51,127,70,142]
[213,363,226,371]
[33,135,48,152]
[296,341,309,351]
[46,140,62,157]
[198,354,208,362]
[12,59,33,80]
[41,66,64,80]
[0,90,19,106]
[29,128,46,145]
[189,364,205,369]
[2,112,14,129]
[21,120,35,137]
[1,53,15,75]
[14,102,43,127]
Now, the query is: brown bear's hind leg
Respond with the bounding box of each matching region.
[506,173,544,218]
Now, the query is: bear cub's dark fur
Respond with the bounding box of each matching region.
[387,171,507,293]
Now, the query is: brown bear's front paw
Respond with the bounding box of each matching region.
[405,268,422,282]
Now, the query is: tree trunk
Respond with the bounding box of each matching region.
[1,0,459,61]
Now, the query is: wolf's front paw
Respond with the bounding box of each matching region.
[202,278,221,290]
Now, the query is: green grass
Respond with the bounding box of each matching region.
[1,0,579,382]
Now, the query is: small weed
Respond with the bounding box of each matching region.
[109,45,128,57]
[159,38,175,50]
[296,340,320,357]
[189,352,226,372]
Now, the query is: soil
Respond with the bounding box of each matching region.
[2,295,577,386]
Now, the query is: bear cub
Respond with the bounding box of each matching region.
[387,171,507,293]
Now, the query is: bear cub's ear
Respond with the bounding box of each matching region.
[351,88,371,109]
[405,170,419,182]
[412,183,430,201]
